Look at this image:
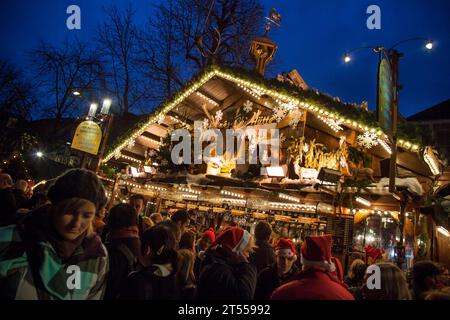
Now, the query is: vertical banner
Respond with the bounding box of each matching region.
[377,58,393,137]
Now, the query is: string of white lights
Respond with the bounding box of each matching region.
[196,92,219,107]
[278,193,300,203]
[221,190,245,198]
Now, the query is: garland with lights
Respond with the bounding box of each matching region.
[103,64,425,164]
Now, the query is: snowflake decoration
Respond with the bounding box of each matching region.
[357,132,379,149]
[272,105,288,122]
[243,100,253,113]
[288,109,303,128]
[127,140,135,149]
[202,118,210,129]
[215,110,223,122]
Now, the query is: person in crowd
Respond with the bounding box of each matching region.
[197,226,257,300]
[13,179,29,210]
[129,194,152,236]
[171,210,191,237]
[270,235,354,300]
[361,263,411,300]
[92,207,107,236]
[119,224,179,300]
[411,260,443,300]
[331,256,345,284]
[26,192,48,210]
[179,230,196,252]
[425,287,450,300]
[437,264,450,287]
[104,204,142,300]
[194,228,216,279]
[0,173,16,226]
[254,238,299,300]
[150,212,163,225]
[159,219,182,244]
[249,221,275,273]
[345,259,367,288]
[0,169,108,300]
[176,249,197,300]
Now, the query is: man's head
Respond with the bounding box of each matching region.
[171,210,190,235]
[254,221,272,243]
[0,174,13,189]
[199,228,216,251]
[15,179,28,192]
[274,238,297,275]
[150,212,163,224]
[129,194,145,215]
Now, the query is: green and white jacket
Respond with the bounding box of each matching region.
[0,206,109,300]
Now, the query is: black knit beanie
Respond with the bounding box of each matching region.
[47,169,108,210]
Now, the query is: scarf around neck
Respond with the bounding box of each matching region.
[109,226,140,240]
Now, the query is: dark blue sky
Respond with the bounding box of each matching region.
[1,0,449,117]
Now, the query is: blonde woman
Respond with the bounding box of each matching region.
[177,249,197,299]
[362,263,412,300]
[0,169,109,300]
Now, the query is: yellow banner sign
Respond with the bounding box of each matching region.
[71,121,102,155]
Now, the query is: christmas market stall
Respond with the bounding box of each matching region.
[97,33,445,271]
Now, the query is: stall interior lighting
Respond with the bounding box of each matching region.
[437,226,450,237]
[355,196,371,207]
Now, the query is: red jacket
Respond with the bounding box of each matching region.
[270,268,355,300]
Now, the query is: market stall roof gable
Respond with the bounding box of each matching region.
[103,64,422,164]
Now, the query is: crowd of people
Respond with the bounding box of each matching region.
[0,169,449,300]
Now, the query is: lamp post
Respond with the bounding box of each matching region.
[344,38,433,269]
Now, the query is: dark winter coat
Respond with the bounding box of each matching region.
[249,240,275,273]
[0,187,16,226]
[104,239,140,300]
[254,263,299,300]
[13,189,28,210]
[197,246,257,300]
[270,268,355,300]
[119,264,179,300]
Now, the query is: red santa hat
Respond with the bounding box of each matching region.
[274,238,297,259]
[210,226,251,254]
[202,228,216,242]
[300,235,336,272]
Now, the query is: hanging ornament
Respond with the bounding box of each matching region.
[289,109,303,128]
[357,132,379,149]
[272,105,288,122]
[215,110,223,122]
[243,100,253,113]
[203,118,210,129]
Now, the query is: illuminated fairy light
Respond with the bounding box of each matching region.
[168,115,190,128]
[223,198,247,205]
[317,115,343,132]
[118,155,142,164]
[378,139,392,155]
[269,202,316,212]
[140,135,162,146]
[237,83,263,99]
[182,194,199,200]
[355,196,371,207]
[221,190,244,198]
[424,152,440,175]
[278,193,300,203]
[145,184,167,192]
[103,68,421,163]
[178,186,201,195]
[124,181,143,189]
[195,92,219,107]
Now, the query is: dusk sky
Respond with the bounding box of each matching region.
[1,0,449,117]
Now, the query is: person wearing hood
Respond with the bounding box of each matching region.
[0,169,109,300]
[270,235,354,300]
[197,226,257,300]
[119,224,179,300]
[254,238,299,300]
[104,204,142,300]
